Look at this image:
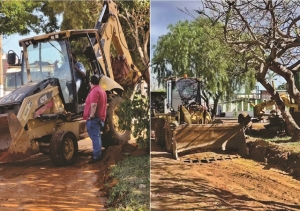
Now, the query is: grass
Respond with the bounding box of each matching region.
[254,135,300,153]
[105,155,150,211]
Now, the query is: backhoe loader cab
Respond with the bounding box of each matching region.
[166,77,202,112]
[18,31,124,113]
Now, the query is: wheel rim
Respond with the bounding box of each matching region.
[113,107,126,135]
[63,137,74,160]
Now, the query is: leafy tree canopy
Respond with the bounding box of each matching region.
[0,1,59,36]
[152,17,256,98]
[277,83,287,90]
[48,1,102,30]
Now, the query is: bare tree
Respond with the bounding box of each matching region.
[199,0,300,140]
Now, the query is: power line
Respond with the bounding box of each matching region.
[3,34,16,47]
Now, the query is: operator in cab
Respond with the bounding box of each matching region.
[72,53,86,92]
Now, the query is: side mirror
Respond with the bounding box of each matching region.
[7,50,17,65]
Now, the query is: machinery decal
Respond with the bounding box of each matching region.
[22,100,32,121]
[34,101,53,118]
[38,92,53,107]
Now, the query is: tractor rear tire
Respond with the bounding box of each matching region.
[102,95,131,148]
[50,130,78,166]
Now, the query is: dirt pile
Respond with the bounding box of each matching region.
[247,139,300,178]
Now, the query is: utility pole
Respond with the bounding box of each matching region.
[0,34,3,97]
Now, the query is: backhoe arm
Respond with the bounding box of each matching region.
[95,0,142,89]
[253,100,275,119]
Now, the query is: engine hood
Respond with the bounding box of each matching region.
[0,78,60,106]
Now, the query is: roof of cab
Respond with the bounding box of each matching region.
[18,29,98,46]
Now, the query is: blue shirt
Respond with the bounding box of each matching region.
[74,61,86,81]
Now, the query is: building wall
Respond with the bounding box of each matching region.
[218,90,288,117]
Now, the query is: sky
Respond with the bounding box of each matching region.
[150,1,201,58]
[2,14,62,56]
[150,1,201,89]
[2,32,36,57]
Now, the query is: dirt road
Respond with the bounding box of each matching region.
[151,139,300,211]
[0,138,107,211]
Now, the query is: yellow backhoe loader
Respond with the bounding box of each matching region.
[0,0,146,166]
[152,76,248,160]
[238,94,298,136]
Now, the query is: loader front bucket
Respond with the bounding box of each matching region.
[165,122,247,160]
[0,114,13,151]
[0,113,37,162]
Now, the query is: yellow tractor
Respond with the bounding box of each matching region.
[152,76,248,160]
[0,0,146,166]
[238,94,299,136]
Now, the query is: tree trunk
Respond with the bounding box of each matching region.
[257,63,300,141]
[211,98,220,120]
[283,110,300,141]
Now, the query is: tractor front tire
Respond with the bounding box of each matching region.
[102,95,131,148]
[50,130,78,166]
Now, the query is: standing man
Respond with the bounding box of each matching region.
[72,53,86,92]
[83,74,107,164]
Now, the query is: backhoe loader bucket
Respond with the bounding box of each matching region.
[0,113,38,162]
[164,122,247,160]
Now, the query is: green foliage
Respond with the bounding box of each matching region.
[117,89,150,148]
[259,137,300,153]
[119,0,150,27]
[277,83,287,90]
[106,155,150,210]
[0,1,59,36]
[224,50,256,98]
[47,1,102,30]
[152,17,256,102]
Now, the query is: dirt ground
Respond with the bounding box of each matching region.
[0,138,147,211]
[151,137,300,211]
